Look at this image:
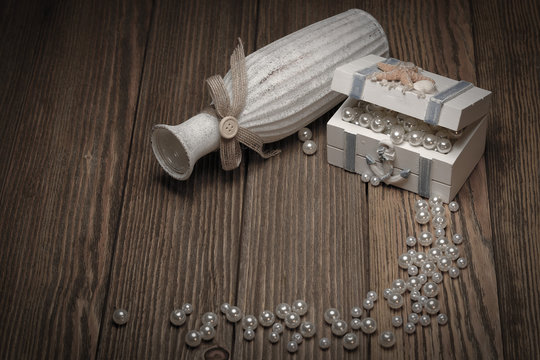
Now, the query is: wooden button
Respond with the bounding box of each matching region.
[219,116,238,139]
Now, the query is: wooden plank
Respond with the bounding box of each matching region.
[471,0,540,357]
[0,0,151,358]
[95,0,258,358]
[368,0,502,358]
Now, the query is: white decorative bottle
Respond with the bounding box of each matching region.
[152,9,389,180]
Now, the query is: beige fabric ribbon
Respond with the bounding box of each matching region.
[205,39,280,171]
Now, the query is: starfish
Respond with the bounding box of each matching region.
[372,61,435,91]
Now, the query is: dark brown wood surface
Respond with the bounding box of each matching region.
[0,0,537,359]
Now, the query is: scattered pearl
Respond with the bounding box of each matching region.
[284,312,301,329]
[370,176,381,186]
[361,317,377,334]
[220,303,231,314]
[452,233,464,244]
[425,299,440,315]
[392,315,403,328]
[414,199,429,212]
[268,331,280,344]
[387,293,404,309]
[406,277,422,292]
[302,140,317,155]
[408,265,419,276]
[243,329,255,341]
[418,231,433,246]
[427,247,443,261]
[410,290,421,301]
[113,309,129,326]
[343,332,359,350]
[429,195,444,208]
[437,137,453,154]
[457,257,468,269]
[324,308,340,324]
[299,322,317,338]
[417,273,428,284]
[448,266,460,279]
[383,288,393,300]
[406,236,417,247]
[367,291,378,302]
[226,306,243,323]
[398,253,413,269]
[411,302,423,313]
[292,300,308,316]
[363,298,374,310]
[242,315,258,330]
[445,245,460,260]
[419,315,431,327]
[392,279,407,294]
[418,296,428,305]
[202,312,219,327]
[350,318,363,330]
[423,282,439,297]
[437,313,449,325]
[408,313,419,324]
[431,205,445,216]
[272,322,284,334]
[414,252,428,266]
[431,215,447,229]
[292,332,303,344]
[361,173,371,183]
[170,309,186,326]
[185,330,202,347]
[437,257,452,272]
[200,324,216,341]
[275,303,291,319]
[404,322,416,334]
[319,337,331,350]
[331,319,348,336]
[286,340,298,353]
[351,306,363,318]
[358,113,372,128]
[435,237,450,250]
[435,227,446,238]
[432,272,443,283]
[342,107,355,122]
[378,331,396,348]
[415,209,431,224]
[449,201,460,212]
[182,303,194,315]
[297,128,312,142]
[259,310,275,327]
[421,262,436,276]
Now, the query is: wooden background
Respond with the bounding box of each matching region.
[0,0,538,358]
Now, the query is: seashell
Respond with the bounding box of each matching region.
[413,79,436,94]
[152,9,389,180]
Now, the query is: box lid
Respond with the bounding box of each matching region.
[331,54,492,131]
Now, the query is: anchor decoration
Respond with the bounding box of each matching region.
[366,139,411,185]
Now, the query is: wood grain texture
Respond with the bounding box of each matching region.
[0,0,151,358]
[95,0,257,358]
[471,0,540,357]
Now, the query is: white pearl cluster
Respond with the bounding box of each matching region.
[298,127,317,155]
[341,101,464,153]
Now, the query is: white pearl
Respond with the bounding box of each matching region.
[370,176,381,186]
[343,332,359,350]
[412,302,423,313]
[423,281,439,297]
[428,247,443,261]
[418,296,428,305]
[403,117,418,132]
[302,140,317,155]
[449,201,460,212]
[361,317,377,334]
[220,303,231,314]
[387,293,404,309]
[432,272,443,283]
[367,290,378,302]
[342,107,355,122]
[275,303,291,319]
[384,116,398,134]
[286,340,298,353]
[431,215,447,229]
[350,318,363,330]
[423,134,438,150]
[437,257,452,272]
[292,332,303,344]
[361,173,371,183]
[182,303,193,315]
[419,315,431,326]
[407,277,422,292]
[113,309,129,326]
[243,329,255,341]
[435,227,446,238]
[408,313,419,324]
[300,322,317,338]
[457,257,468,269]
[418,231,433,246]
[392,279,407,294]
[351,306,363,318]
[185,330,202,347]
[297,128,312,142]
[242,315,258,330]
[425,298,440,314]
[408,130,424,146]
[414,199,429,212]
[378,331,396,348]
[226,306,243,322]
[452,233,464,244]
[272,322,284,334]
[331,319,348,336]
[390,125,406,144]
[415,209,431,224]
[398,253,413,269]
[324,308,340,324]
[445,245,460,260]
[170,309,186,326]
[363,298,374,310]
[259,310,275,327]
[268,331,280,344]
[383,288,393,299]
[410,290,421,301]
[358,113,372,127]
[436,137,453,153]
[429,195,443,208]
[284,312,301,329]
[421,261,436,276]
[199,324,216,341]
[319,337,331,350]
[408,265,419,276]
[414,252,428,266]
[404,322,416,334]
[406,236,417,247]
[437,313,449,325]
[292,300,308,316]
[449,266,460,278]
[431,205,445,216]
[370,117,386,133]
[392,315,403,327]
[202,312,219,327]
[435,237,450,250]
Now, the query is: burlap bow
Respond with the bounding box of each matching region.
[205,39,280,171]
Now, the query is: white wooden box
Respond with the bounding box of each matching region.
[327,55,492,202]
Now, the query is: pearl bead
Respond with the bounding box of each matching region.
[423,281,439,297]
[457,257,468,269]
[113,309,129,326]
[412,302,423,313]
[429,195,443,208]
[185,330,202,347]
[437,257,452,272]
[361,317,377,334]
[432,272,443,283]
[202,312,219,327]
[200,324,216,341]
[425,298,440,314]
[408,130,424,146]
[404,322,416,334]
[292,332,303,344]
[342,107,355,122]
[435,237,450,250]
[292,300,308,316]
[359,113,373,127]
[370,117,386,133]
[286,340,298,353]
[449,201,460,212]
[436,137,453,154]
[361,173,371,183]
[387,293,404,309]
[408,313,419,324]
[407,277,422,292]
[435,227,445,238]
[284,312,301,329]
[392,315,403,327]
[319,337,331,350]
[331,319,348,336]
[414,252,428,266]
[300,321,317,338]
[418,231,433,246]
[445,245,460,260]
[342,332,359,350]
[220,303,231,314]
[390,125,406,144]
[431,215,447,229]
[302,140,317,155]
[351,306,363,318]
[170,309,186,326]
[415,209,431,224]
[272,322,284,334]
[428,247,443,261]
[423,134,438,150]
[403,117,417,132]
[431,205,445,216]
[420,261,436,276]
[437,313,449,325]
[297,128,312,142]
[410,290,421,301]
[363,298,374,310]
[448,266,460,278]
[275,303,291,319]
[367,290,378,302]
[226,306,243,322]
[384,116,398,133]
[259,310,275,327]
[418,295,428,305]
[182,303,193,315]
[268,331,280,344]
[243,329,255,341]
[392,279,407,294]
[370,176,381,186]
[418,273,427,284]
[408,248,417,257]
[408,265,419,276]
[324,308,340,324]
[415,199,429,212]
[452,233,464,244]
[242,315,258,330]
[406,236,417,247]
[378,331,396,348]
[398,253,413,269]
[419,314,431,326]
[383,288,393,299]
[350,318,363,330]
